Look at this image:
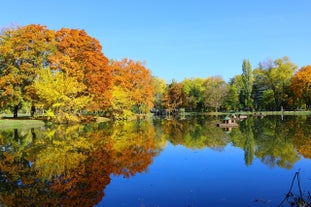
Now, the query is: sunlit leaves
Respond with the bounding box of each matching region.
[33,69,92,123]
[223,79,240,111]
[153,77,166,110]
[50,28,112,111]
[0,25,112,119]
[291,65,311,109]
[110,86,134,119]
[0,24,56,117]
[163,80,187,111]
[241,59,253,109]
[182,78,205,111]
[256,56,297,110]
[203,76,228,112]
[109,58,154,118]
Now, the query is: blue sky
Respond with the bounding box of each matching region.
[1,0,310,82]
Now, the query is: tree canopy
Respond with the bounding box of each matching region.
[1,24,311,121]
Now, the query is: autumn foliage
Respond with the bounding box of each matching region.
[0,24,155,122]
[291,65,311,109]
[108,58,154,119]
[0,24,55,117]
[0,121,158,207]
[50,28,112,110]
[1,24,311,121]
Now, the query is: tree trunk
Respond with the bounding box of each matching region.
[31,128,37,141]
[30,104,36,117]
[13,105,19,118]
[14,129,19,140]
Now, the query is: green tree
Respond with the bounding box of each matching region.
[257,57,297,110]
[241,59,253,110]
[223,76,241,111]
[152,77,166,110]
[182,78,205,112]
[203,76,228,112]
[252,68,267,110]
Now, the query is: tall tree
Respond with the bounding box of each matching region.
[223,77,240,111]
[0,24,55,117]
[183,78,205,111]
[252,68,267,110]
[163,80,187,113]
[203,76,228,112]
[153,77,166,110]
[241,59,253,110]
[49,28,112,111]
[109,59,154,118]
[33,69,92,123]
[291,65,311,109]
[257,56,297,110]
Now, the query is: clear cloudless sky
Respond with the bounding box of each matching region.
[0,0,310,82]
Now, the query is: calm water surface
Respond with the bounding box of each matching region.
[1,115,311,207]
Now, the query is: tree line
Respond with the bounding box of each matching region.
[0,24,310,122]
[157,56,311,113]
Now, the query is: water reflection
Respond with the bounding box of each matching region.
[0,115,311,206]
[227,116,311,169]
[0,121,160,207]
[154,116,229,150]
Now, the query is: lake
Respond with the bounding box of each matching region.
[0,115,311,207]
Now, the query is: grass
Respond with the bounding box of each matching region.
[260,111,311,115]
[0,119,45,129]
[185,110,311,116]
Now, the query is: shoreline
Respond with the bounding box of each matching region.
[1,111,310,129]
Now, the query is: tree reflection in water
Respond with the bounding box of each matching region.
[0,115,311,206]
[0,121,159,207]
[230,116,304,169]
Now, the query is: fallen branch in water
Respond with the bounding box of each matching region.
[279,169,311,207]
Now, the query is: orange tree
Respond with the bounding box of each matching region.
[0,24,55,117]
[49,28,112,111]
[163,80,187,113]
[108,58,154,119]
[290,65,311,109]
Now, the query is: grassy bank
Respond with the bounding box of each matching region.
[259,111,311,115]
[0,119,45,129]
[230,111,311,116]
[186,110,311,116]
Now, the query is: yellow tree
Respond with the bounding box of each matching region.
[153,77,167,110]
[0,24,55,117]
[33,69,92,123]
